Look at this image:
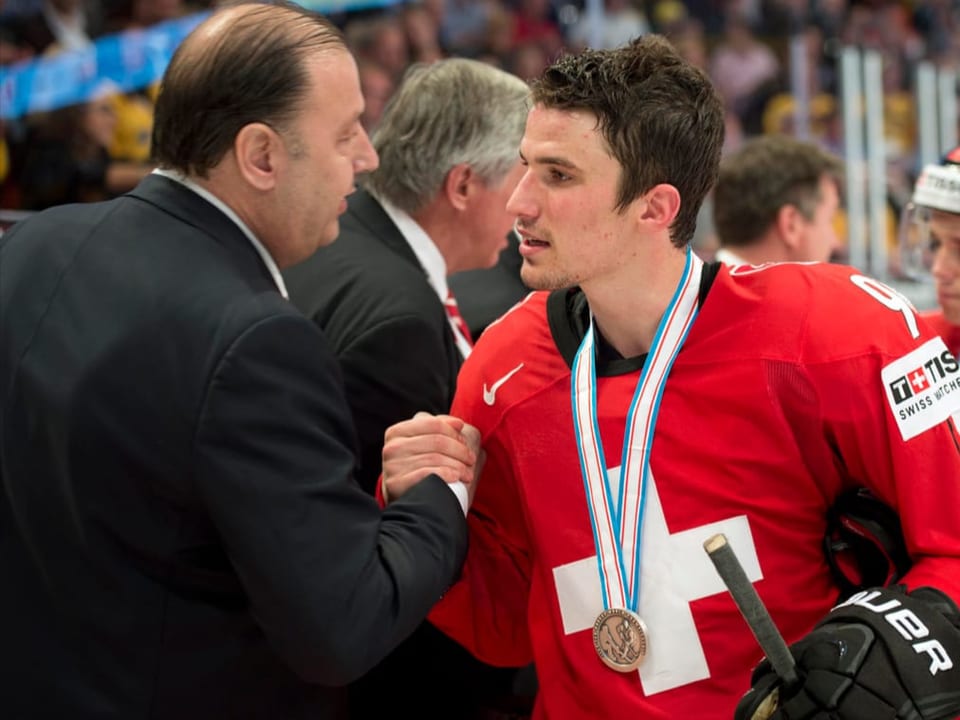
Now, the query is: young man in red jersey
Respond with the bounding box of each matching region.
[385,36,960,720]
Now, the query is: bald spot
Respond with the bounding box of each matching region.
[176,3,341,70]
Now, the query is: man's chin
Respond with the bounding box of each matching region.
[319,221,340,246]
[520,266,568,292]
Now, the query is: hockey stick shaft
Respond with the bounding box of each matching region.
[703,533,800,688]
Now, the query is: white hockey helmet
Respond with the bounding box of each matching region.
[897,147,960,280]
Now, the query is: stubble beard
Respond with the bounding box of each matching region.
[520,261,575,291]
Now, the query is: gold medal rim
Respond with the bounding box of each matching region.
[592,607,648,672]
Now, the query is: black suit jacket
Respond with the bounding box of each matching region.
[284,189,461,495]
[284,189,529,719]
[0,175,467,719]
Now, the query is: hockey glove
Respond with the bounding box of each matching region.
[734,586,960,720]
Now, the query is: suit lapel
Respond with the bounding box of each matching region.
[346,190,423,271]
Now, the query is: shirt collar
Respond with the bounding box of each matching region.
[152,169,289,298]
[374,193,448,301]
[373,193,471,358]
[715,247,750,267]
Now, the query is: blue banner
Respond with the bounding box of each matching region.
[0,0,404,121]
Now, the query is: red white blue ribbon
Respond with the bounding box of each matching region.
[572,248,703,612]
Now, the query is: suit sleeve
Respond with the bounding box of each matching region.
[338,313,454,494]
[428,393,535,667]
[192,309,467,685]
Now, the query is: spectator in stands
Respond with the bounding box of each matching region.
[567,0,650,51]
[282,57,532,720]
[107,86,155,164]
[913,0,960,67]
[509,0,563,61]
[401,2,444,64]
[17,82,152,209]
[437,0,501,57]
[482,1,519,64]
[0,20,35,63]
[94,0,189,171]
[713,134,843,265]
[357,59,395,132]
[0,0,104,55]
[507,38,549,80]
[350,14,410,82]
[663,15,706,68]
[0,0,44,19]
[107,0,186,31]
[708,13,779,132]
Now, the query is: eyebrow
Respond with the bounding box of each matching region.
[339,111,363,132]
[519,149,578,170]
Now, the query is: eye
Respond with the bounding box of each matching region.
[339,120,363,144]
[547,168,571,183]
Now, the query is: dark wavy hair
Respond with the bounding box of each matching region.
[531,35,724,248]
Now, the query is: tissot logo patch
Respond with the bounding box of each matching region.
[882,338,960,440]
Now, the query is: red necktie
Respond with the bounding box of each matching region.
[444,290,474,347]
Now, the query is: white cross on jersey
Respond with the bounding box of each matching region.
[552,467,762,694]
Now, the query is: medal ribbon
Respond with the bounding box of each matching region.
[572,248,703,612]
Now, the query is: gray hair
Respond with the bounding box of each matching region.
[363,58,531,214]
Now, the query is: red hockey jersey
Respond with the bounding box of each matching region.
[430,261,960,720]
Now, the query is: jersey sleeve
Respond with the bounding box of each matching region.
[428,361,535,667]
[805,275,960,601]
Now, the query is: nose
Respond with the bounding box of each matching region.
[354,128,379,174]
[506,168,536,222]
[930,245,958,281]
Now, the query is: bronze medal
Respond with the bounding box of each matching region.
[593,608,648,672]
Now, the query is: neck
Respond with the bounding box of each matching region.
[729,234,790,265]
[411,201,462,273]
[583,247,690,358]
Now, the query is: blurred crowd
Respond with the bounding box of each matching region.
[0,0,958,242]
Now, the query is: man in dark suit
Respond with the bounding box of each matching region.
[0,4,481,719]
[283,58,533,719]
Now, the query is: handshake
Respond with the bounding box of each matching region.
[735,585,960,720]
[379,412,485,511]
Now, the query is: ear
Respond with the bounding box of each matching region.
[234,122,282,192]
[776,204,803,249]
[638,183,682,230]
[443,163,474,212]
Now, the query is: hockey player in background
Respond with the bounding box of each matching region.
[901,146,960,358]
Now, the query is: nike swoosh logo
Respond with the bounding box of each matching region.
[483,363,525,406]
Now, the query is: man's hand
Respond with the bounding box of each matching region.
[381,412,484,504]
[735,586,960,720]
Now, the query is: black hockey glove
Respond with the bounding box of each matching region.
[734,586,960,720]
